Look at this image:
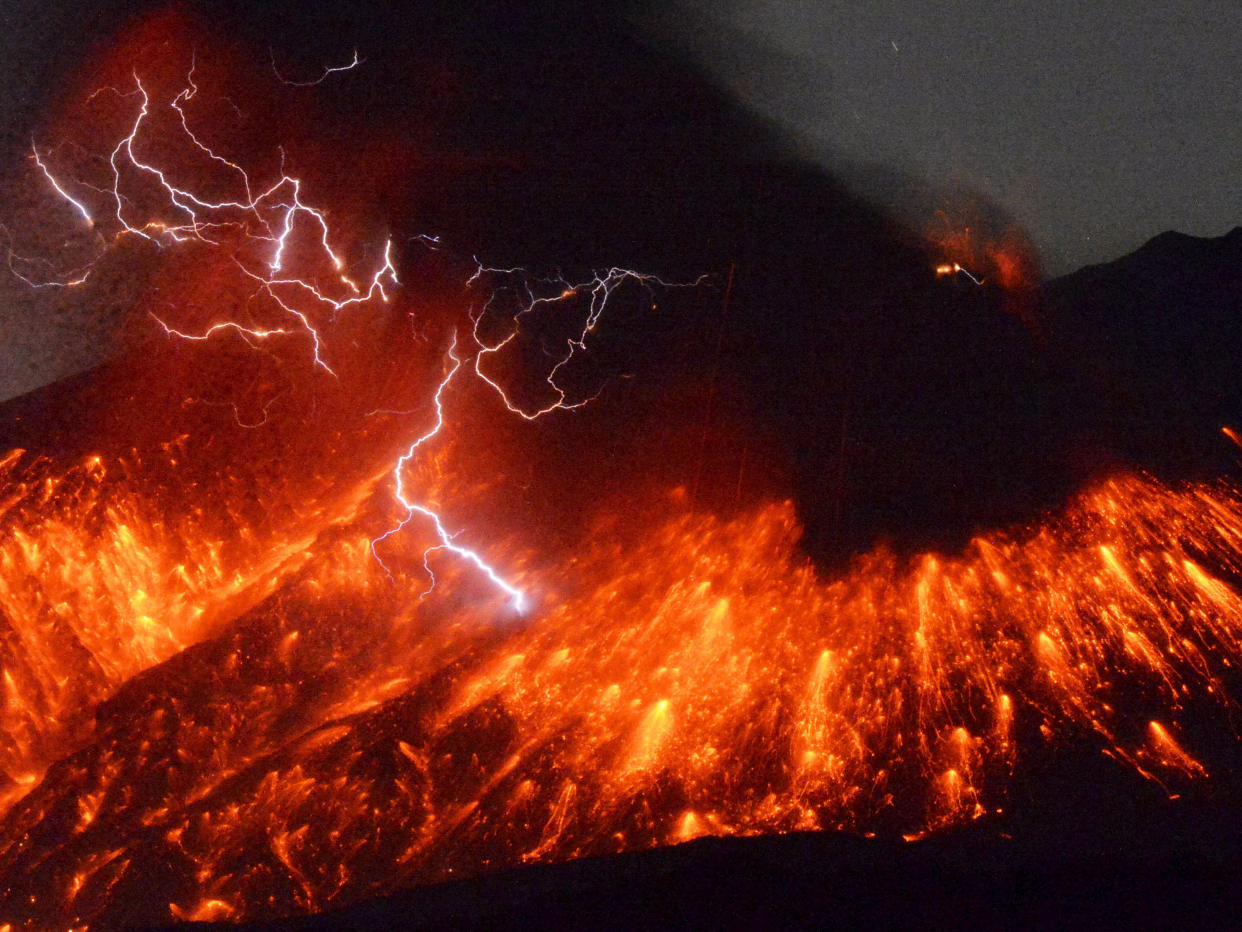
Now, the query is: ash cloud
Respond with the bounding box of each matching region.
[637,0,1242,277]
[3,0,1239,565]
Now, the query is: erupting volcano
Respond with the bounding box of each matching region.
[1,5,1241,930]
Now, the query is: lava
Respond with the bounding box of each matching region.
[4,463,1242,928]
[1,22,1242,932]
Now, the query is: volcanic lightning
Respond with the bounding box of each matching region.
[469,264,705,419]
[30,145,94,229]
[18,57,676,614]
[270,48,364,87]
[369,335,526,610]
[5,33,1242,932]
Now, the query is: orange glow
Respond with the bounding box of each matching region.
[4,456,1242,926]
[2,20,1241,932]
[925,205,1040,299]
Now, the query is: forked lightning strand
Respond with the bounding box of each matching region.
[370,337,526,611]
[27,69,398,366]
[17,58,696,612]
[469,263,704,419]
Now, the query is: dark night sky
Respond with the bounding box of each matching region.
[646,0,1242,275]
[4,0,1239,275]
[0,0,1239,401]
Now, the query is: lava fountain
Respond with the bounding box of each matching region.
[1,17,1241,932]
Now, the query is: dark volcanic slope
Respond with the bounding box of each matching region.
[171,771,1242,932]
[1043,227,1242,482]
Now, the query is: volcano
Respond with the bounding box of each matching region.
[1,3,1241,930]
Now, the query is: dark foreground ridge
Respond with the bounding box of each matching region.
[166,754,1242,932]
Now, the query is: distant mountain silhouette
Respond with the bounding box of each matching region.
[1042,227,1242,482]
[720,222,1242,565]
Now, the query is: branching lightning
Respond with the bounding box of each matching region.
[14,55,698,613]
[469,263,706,419]
[2,232,97,288]
[369,336,526,611]
[24,67,398,373]
[370,264,700,609]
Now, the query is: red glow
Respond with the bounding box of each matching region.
[0,20,1239,932]
[926,206,1040,295]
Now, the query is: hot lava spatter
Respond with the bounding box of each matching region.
[5,470,1242,927]
[2,47,1242,932]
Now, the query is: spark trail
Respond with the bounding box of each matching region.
[935,262,984,285]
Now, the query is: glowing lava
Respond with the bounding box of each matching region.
[4,465,1242,929]
[2,31,1242,932]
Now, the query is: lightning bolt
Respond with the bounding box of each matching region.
[31,143,93,228]
[26,68,399,373]
[14,55,703,613]
[5,146,102,287]
[469,262,706,419]
[270,49,364,87]
[370,335,527,611]
[2,234,96,288]
[368,262,707,607]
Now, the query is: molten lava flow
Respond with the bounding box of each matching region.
[4,26,1242,932]
[4,467,1242,928]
